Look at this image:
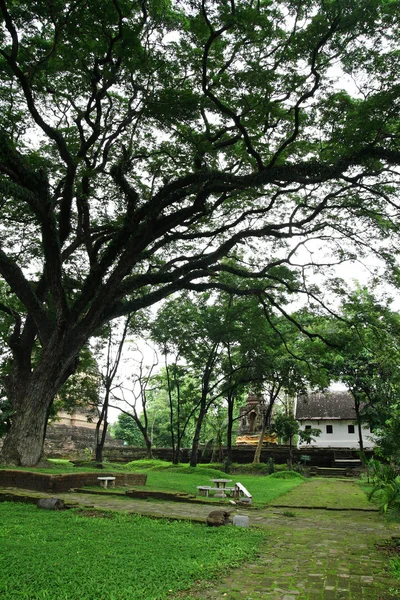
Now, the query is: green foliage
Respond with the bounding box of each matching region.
[367,459,400,519]
[314,285,400,461]
[273,412,321,445]
[1,0,400,467]
[367,458,399,485]
[389,556,400,581]
[123,458,173,471]
[111,412,146,447]
[369,477,400,520]
[266,458,276,474]
[230,462,274,475]
[0,503,264,600]
[373,404,400,464]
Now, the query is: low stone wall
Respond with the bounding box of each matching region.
[0,470,147,492]
[103,445,374,466]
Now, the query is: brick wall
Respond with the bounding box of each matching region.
[0,470,146,492]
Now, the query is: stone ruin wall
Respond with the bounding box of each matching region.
[43,423,124,460]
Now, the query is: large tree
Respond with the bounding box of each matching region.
[0,0,399,465]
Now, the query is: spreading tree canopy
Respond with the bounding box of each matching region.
[0,0,399,465]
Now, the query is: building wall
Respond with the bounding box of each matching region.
[298,419,375,449]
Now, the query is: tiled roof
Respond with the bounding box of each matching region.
[296,392,356,420]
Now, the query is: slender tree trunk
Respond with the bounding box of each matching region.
[288,436,294,470]
[144,436,153,459]
[189,344,218,467]
[226,390,234,463]
[189,406,206,467]
[253,398,275,464]
[172,447,179,464]
[164,356,177,463]
[172,432,182,464]
[95,401,109,463]
[253,419,267,465]
[353,392,365,463]
[357,419,365,459]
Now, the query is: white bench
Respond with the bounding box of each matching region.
[197,486,235,498]
[233,482,252,505]
[97,476,116,489]
[197,486,212,496]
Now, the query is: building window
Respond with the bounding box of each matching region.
[326,425,333,434]
[348,424,355,434]
[305,425,312,430]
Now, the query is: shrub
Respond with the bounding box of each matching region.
[369,477,400,520]
[367,459,399,485]
[268,471,306,481]
[266,457,275,474]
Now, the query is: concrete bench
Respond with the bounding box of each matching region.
[98,476,116,489]
[233,482,252,505]
[197,486,235,498]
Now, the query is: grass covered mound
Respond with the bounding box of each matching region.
[0,502,264,600]
[121,460,306,506]
[268,471,306,480]
[124,459,229,478]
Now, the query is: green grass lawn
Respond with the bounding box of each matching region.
[140,468,305,506]
[267,477,373,509]
[0,502,264,600]
[1,459,306,507]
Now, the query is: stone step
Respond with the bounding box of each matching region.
[311,467,353,477]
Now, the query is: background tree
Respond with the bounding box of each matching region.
[311,285,400,457]
[110,412,145,448]
[91,315,132,462]
[272,411,321,470]
[110,340,159,459]
[150,286,299,466]
[0,0,399,465]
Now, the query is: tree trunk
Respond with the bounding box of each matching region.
[353,392,365,464]
[1,371,59,467]
[357,419,365,460]
[1,398,50,466]
[253,419,267,465]
[190,406,206,467]
[95,417,108,463]
[253,399,275,464]
[144,436,153,459]
[288,437,293,470]
[1,337,79,466]
[172,437,182,464]
[226,390,235,463]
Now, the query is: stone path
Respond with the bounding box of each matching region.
[3,480,400,599]
[183,508,398,600]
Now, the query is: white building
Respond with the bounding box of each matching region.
[295,391,374,449]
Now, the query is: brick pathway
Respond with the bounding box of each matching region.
[2,480,399,599]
